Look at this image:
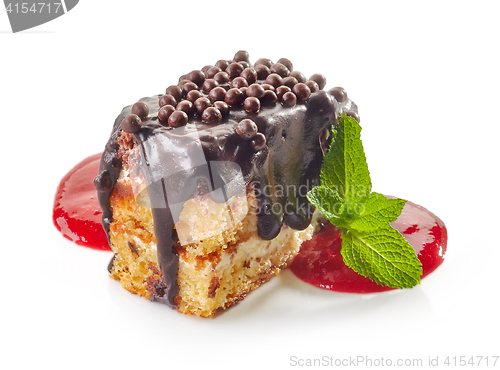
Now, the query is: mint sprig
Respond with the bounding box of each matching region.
[307,115,422,289]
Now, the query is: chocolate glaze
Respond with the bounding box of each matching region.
[95,54,358,308]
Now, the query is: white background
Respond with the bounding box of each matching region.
[1,1,499,369]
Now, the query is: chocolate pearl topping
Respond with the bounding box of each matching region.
[282,91,297,107]
[235,119,258,140]
[226,62,244,79]
[187,70,205,87]
[206,66,222,79]
[182,81,198,96]
[202,107,222,124]
[208,86,226,103]
[202,79,219,93]
[215,59,229,70]
[165,85,182,102]
[270,63,290,78]
[238,61,250,69]
[276,85,291,100]
[246,83,265,99]
[159,94,177,108]
[329,86,348,102]
[158,105,175,125]
[290,71,306,83]
[255,64,271,80]
[261,90,278,105]
[131,102,149,119]
[309,73,326,90]
[240,68,258,84]
[233,50,250,62]
[186,90,203,103]
[176,100,194,116]
[214,71,230,84]
[194,97,211,115]
[121,114,142,133]
[231,77,249,89]
[201,65,213,74]
[305,80,320,93]
[254,58,273,68]
[277,58,293,72]
[225,88,245,106]
[292,83,311,101]
[213,101,229,117]
[244,97,260,113]
[282,76,298,89]
[265,73,283,88]
[251,133,267,151]
[168,110,188,128]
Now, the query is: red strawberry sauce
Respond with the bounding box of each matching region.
[290,200,447,292]
[52,153,110,250]
[52,155,447,291]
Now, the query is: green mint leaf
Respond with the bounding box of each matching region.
[306,185,350,229]
[347,192,407,232]
[320,115,372,204]
[341,227,422,289]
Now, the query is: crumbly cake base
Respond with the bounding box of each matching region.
[107,171,313,317]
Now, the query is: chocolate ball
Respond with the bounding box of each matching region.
[225,88,245,106]
[270,63,290,78]
[276,85,291,100]
[202,107,222,124]
[215,59,229,70]
[240,68,258,84]
[121,114,142,133]
[238,61,250,69]
[168,110,188,128]
[244,97,260,113]
[226,62,244,78]
[292,83,311,101]
[282,91,297,107]
[182,81,199,96]
[329,86,348,102]
[213,101,229,117]
[202,79,219,93]
[282,76,298,89]
[214,71,230,84]
[208,86,226,103]
[255,64,271,80]
[290,71,306,83]
[231,76,249,89]
[246,83,265,99]
[235,119,258,140]
[277,58,293,72]
[131,102,149,119]
[262,83,275,91]
[309,73,327,90]
[159,94,177,108]
[206,66,222,79]
[194,97,211,115]
[261,90,278,105]
[165,85,182,102]
[176,100,194,116]
[251,133,267,151]
[186,90,203,103]
[158,105,175,125]
[187,70,205,87]
[265,73,283,88]
[346,110,360,122]
[305,80,320,93]
[255,58,273,68]
[201,65,213,74]
[93,171,112,192]
[233,50,250,62]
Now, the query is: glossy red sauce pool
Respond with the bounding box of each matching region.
[290,200,447,293]
[52,153,110,250]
